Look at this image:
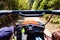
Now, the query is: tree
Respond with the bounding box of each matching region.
[38,0,48,10]
[31,0,41,10]
[0,0,60,10]
[38,0,60,10]
[18,0,30,10]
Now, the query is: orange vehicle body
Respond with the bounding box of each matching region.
[21,18,39,25]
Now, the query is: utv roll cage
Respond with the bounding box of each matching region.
[0,10,60,25]
[0,10,60,15]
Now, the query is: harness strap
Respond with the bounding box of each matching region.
[8,14,16,27]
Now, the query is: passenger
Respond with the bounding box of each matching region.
[0,26,14,40]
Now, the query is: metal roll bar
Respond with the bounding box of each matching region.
[0,10,60,17]
[0,10,60,25]
[0,10,60,14]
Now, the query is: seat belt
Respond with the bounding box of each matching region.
[8,14,16,27]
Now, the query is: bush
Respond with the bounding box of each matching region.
[43,14,60,24]
[43,14,50,20]
[50,19,59,24]
[50,15,60,24]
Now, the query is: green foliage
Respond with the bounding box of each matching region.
[43,14,60,24]
[0,0,60,10]
[0,0,19,10]
[43,14,50,20]
[18,0,31,10]
[47,0,60,10]
[38,0,60,10]
[50,15,60,24]
[38,0,48,10]
[31,0,40,10]
[0,1,8,10]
